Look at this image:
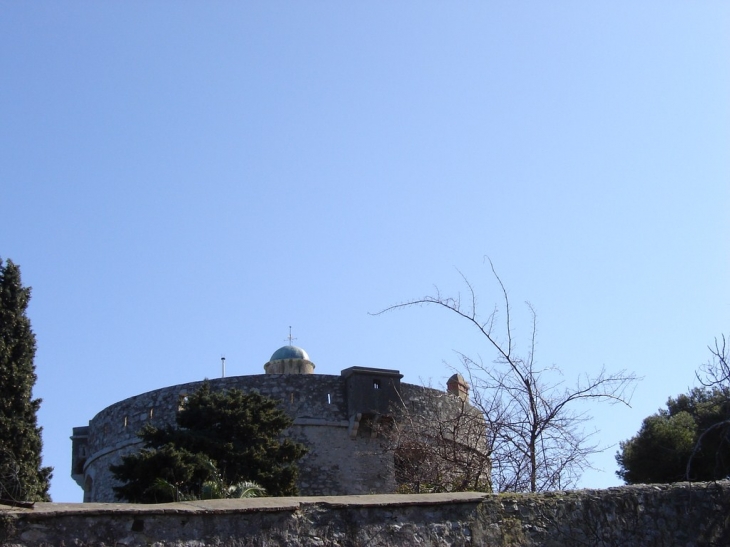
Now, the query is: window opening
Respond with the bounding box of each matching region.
[373,379,381,389]
[327,393,331,404]
[83,476,93,503]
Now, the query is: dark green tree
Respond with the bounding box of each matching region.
[616,387,730,484]
[0,258,52,502]
[111,382,307,502]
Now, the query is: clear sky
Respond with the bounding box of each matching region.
[1,3,728,502]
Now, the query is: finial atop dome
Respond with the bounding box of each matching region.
[285,326,297,346]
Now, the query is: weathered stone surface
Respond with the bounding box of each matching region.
[73,373,481,502]
[2,482,728,546]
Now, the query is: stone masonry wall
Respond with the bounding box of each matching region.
[85,375,347,456]
[3,481,729,546]
[83,374,379,501]
[289,423,394,496]
[80,374,437,501]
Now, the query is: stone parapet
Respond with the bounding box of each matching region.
[2,482,729,546]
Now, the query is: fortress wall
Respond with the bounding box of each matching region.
[4,482,729,546]
[290,423,394,496]
[81,374,414,501]
[399,382,480,418]
[86,374,347,455]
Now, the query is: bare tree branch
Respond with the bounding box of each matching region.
[697,335,730,388]
[374,262,640,492]
[377,385,492,493]
[685,418,730,481]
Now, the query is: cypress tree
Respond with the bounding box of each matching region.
[0,258,52,502]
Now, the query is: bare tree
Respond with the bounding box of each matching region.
[697,334,730,389]
[379,385,492,493]
[375,261,639,492]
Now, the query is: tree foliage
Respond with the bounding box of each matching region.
[0,258,52,502]
[617,336,730,485]
[616,387,730,484]
[376,261,638,492]
[111,382,307,503]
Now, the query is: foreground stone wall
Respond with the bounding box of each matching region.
[3,481,729,546]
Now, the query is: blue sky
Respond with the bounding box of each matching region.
[1,3,728,502]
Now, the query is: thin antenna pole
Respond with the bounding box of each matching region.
[221,355,226,378]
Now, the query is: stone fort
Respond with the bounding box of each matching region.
[71,344,473,502]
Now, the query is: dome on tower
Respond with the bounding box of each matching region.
[270,345,310,362]
[264,345,315,375]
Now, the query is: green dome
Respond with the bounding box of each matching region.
[270,345,310,361]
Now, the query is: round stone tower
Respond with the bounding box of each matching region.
[71,342,490,502]
[263,345,316,374]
